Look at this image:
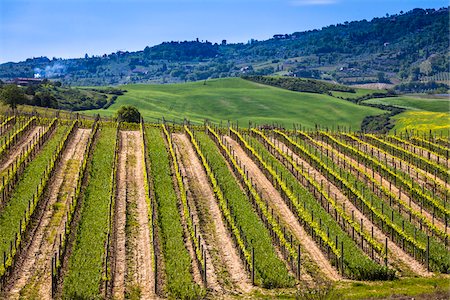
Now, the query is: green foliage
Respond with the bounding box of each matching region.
[394,81,449,94]
[364,96,450,113]
[14,82,126,111]
[117,105,141,123]
[37,86,108,111]
[146,126,203,299]
[242,76,355,94]
[144,40,218,61]
[0,84,27,109]
[331,89,391,103]
[62,125,116,299]
[33,91,58,108]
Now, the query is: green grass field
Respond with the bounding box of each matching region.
[363,96,449,112]
[83,78,383,129]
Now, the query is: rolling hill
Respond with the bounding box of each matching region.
[83,78,384,129]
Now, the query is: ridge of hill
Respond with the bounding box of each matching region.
[0,7,448,86]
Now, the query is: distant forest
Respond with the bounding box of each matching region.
[0,7,448,86]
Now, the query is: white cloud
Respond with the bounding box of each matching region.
[290,0,338,6]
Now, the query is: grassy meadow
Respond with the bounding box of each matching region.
[83,78,383,129]
[363,96,449,112]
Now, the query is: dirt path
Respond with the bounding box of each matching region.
[167,138,204,288]
[125,131,155,299]
[5,128,91,300]
[173,133,252,294]
[112,131,155,300]
[0,125,43,174]
[174,141,221,292]
[272,137,431,277]
[224,136,341,281]
[112,132,127,299]
[317,139,447,233]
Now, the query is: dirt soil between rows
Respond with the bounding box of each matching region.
[5,128,91,300]
[112,130,155,300]
[224,135,341,281]
[173,133,253,295]
[111,131,127,299]
[0,125,44,174]
[173,140,221,291]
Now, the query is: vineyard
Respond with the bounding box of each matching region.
[0,113,448,299]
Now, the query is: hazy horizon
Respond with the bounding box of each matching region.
[0,0,447,64]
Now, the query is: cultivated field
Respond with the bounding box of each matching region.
[0,113,448,299]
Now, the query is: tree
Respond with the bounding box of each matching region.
[33,91,58,108]
[0,84,27,110]
[419,60,433,76]
[377,72,388,83]
[116,105,141,123]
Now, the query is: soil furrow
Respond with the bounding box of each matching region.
[111,131,127,299]
[173,139,222,293]
[5,128,91,300]
[0,125,43,174]
[174,133,253,294]
[113,130,155,300]
[224,135,340,281]
[125,131,155,299]
[167,136,203,288]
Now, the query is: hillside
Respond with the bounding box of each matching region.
[0,7,448,86]
[82,78,384,129]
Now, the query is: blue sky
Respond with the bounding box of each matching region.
[0,0,446,63]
